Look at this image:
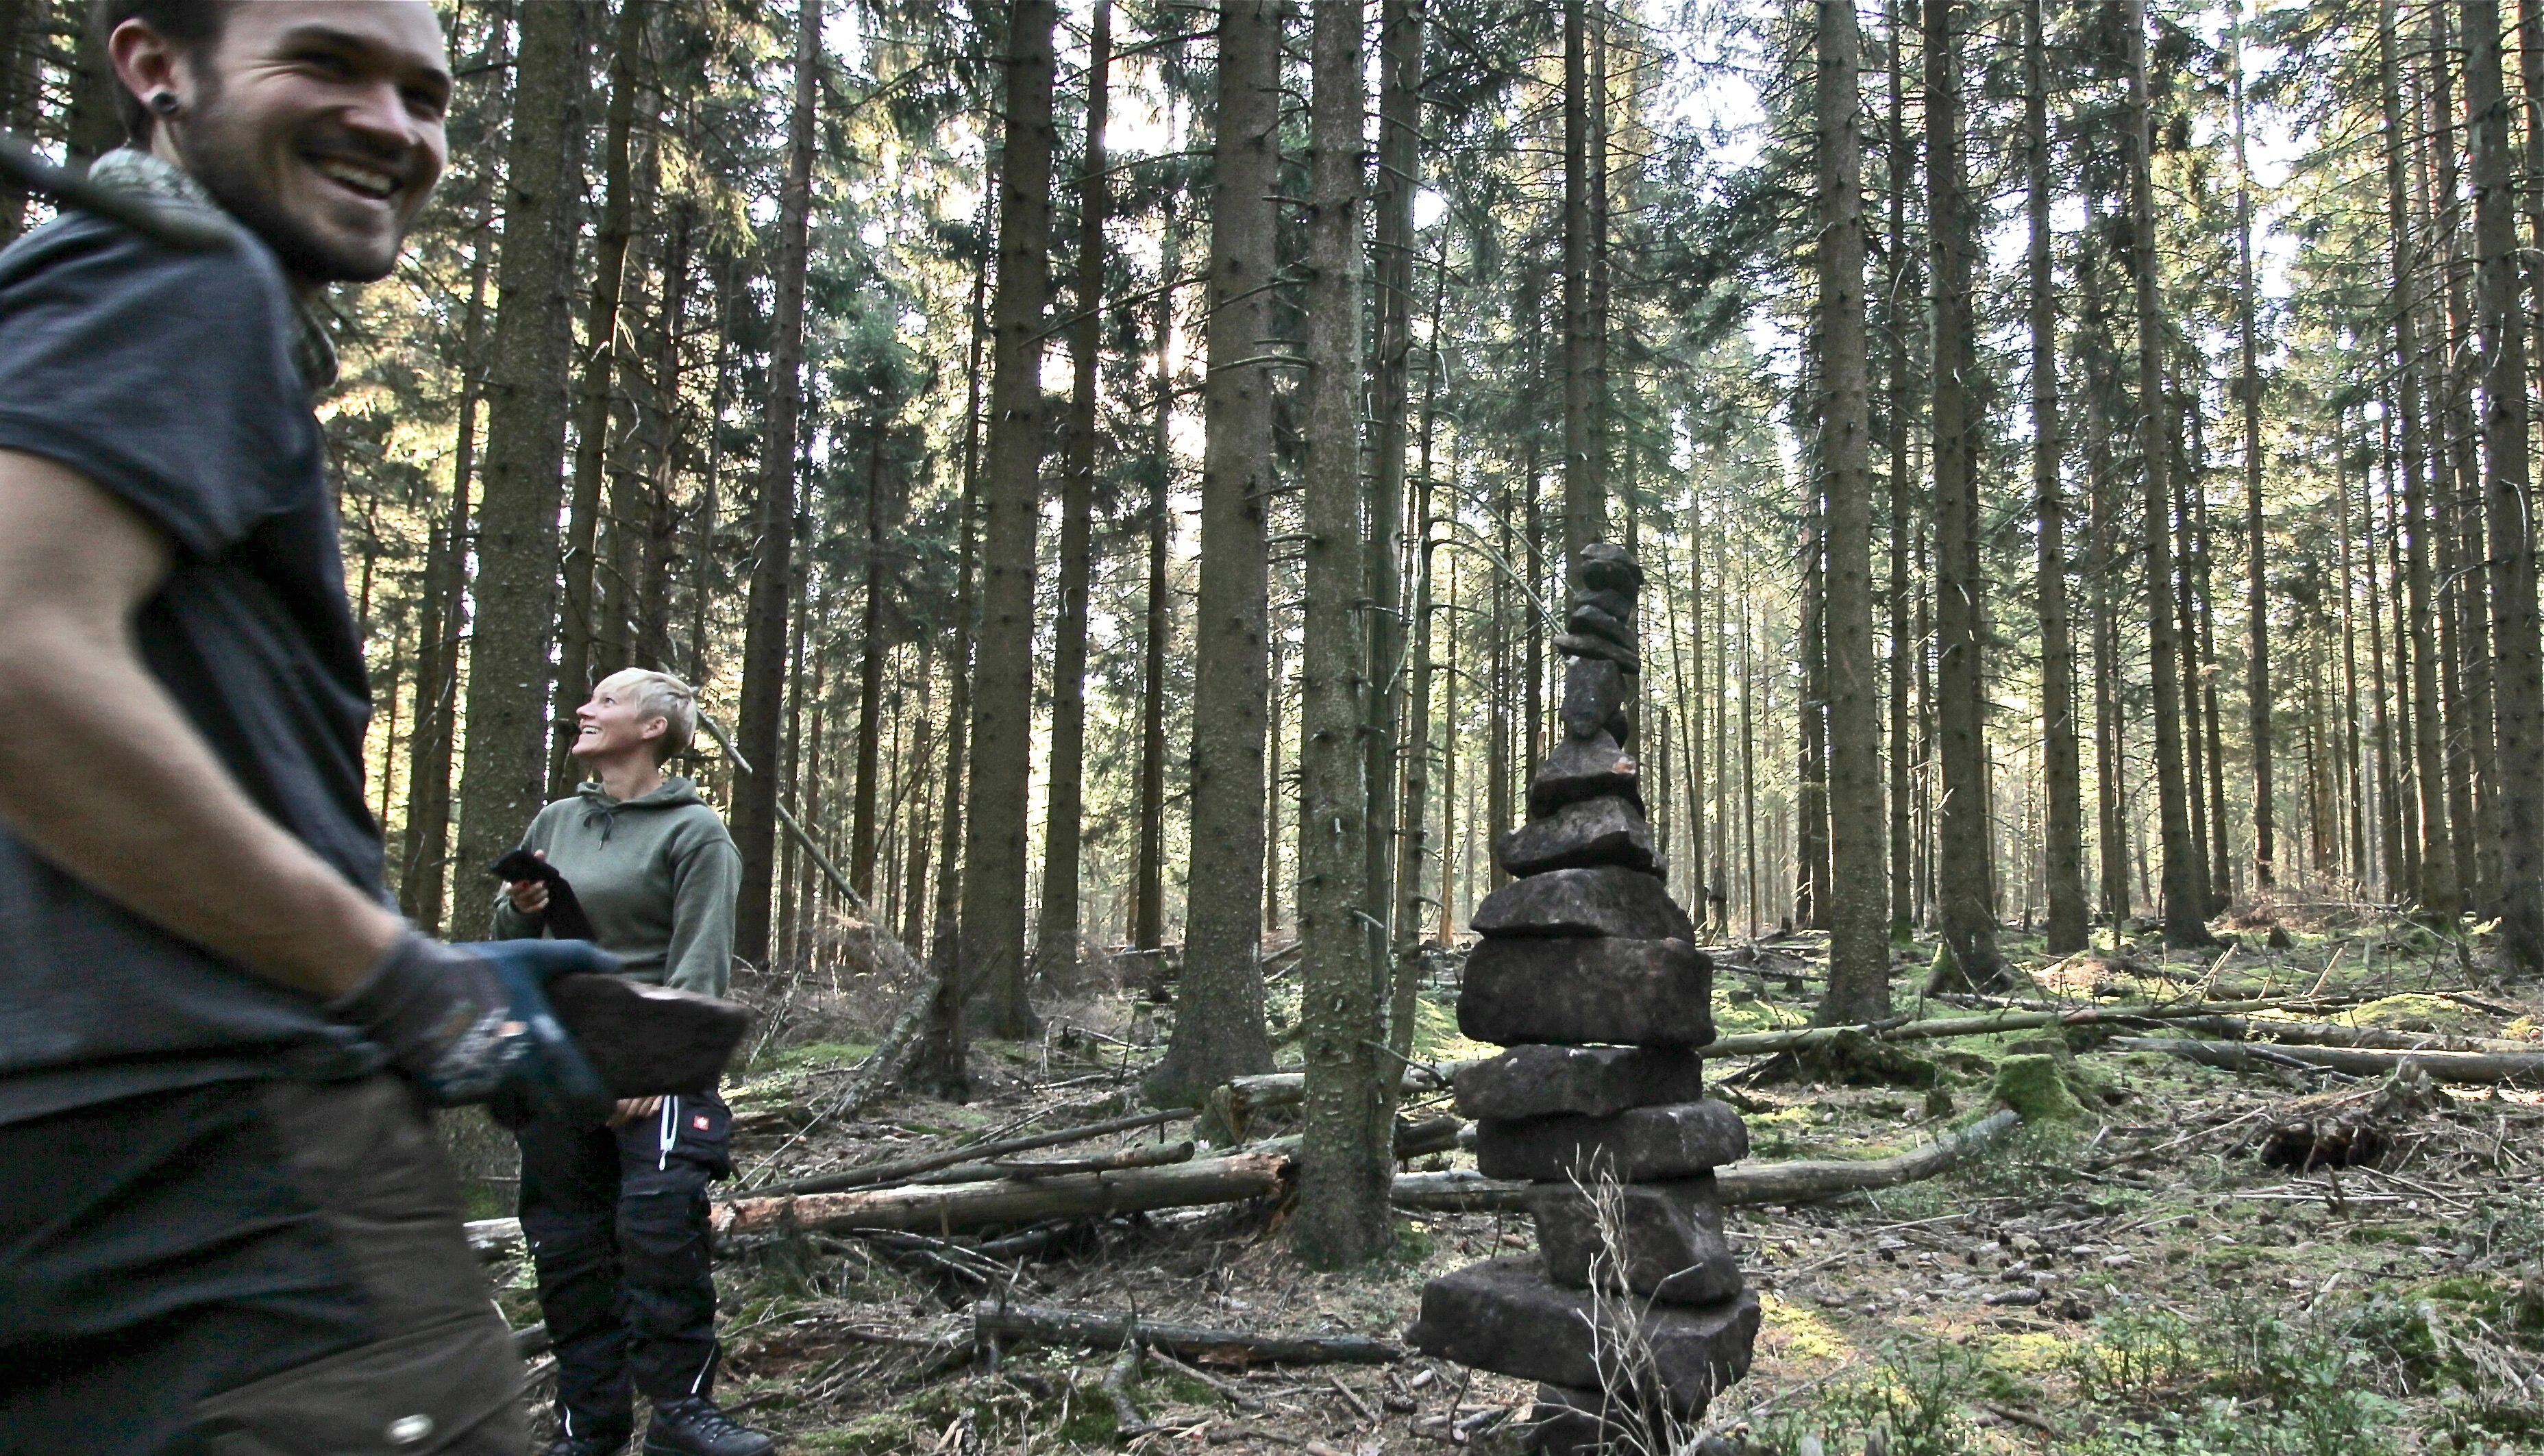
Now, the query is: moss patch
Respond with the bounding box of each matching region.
[1992,1053,2090,1122]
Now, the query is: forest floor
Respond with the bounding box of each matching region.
[480,902,2544,1455]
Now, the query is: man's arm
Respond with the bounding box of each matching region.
[0,453,403,997]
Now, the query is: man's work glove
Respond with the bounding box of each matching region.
[330,932,615,1124]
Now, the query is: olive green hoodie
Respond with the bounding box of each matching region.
[490,776,742,996]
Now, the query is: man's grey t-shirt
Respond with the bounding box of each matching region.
[0,210,385,1124]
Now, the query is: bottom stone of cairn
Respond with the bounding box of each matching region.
[1406,1257,1761,1418]
[1527,1384,1656,1456]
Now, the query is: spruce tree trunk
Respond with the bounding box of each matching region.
[2172,412,2214,911]
[1796,466,1829,932]
[1925,0,2003,984]
[2379,0,2459,918]
[552,0,645,795]
[1560,0,1602,560]
[637,206,693,671]
[0,0,38,240]
[2230,10,2273,891]
[1363,0,1424,1059]
[2364,412,2403,900]
[2026,0,2085,953]
[1376,0,1430,1063]
[729,0,821,967]
[1144,0,1280,1105]
[850,436,890,900]
[1884,0,1916,945]
[915,222,991,1100]
[1033,0,1113,989]
[2123,0,2207,948]
[400,217,493,937]
[2465,0,2544,965]
[1816,0,1888,1022]
[959,0,1062,1035]
[2082,206,2130,930]
[454,0,591,920]
[2428,23,2496,914]
[1294,0,1388,1269]
[1134,207,1176,955]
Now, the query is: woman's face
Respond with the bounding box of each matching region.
[571,675,665,765]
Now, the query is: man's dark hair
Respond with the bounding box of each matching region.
[88,0,228,144]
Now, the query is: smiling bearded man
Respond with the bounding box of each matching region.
[0,5,628,1455]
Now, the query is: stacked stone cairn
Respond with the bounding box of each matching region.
[1407,543,1758,1452]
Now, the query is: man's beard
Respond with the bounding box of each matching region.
[173,97,404,284]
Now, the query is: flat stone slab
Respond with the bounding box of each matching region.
[1474,1100,1750,1182]
[1559,658,1627,742]
[1555,632,1640,675]
[1498,795,1654,876]
[1407,1257,1757,1417]
[1455,1044,1710,1120]
[1568,543,1646,595]
[1568,586,1633,624]
[1470,866,1693,941]
[1529,735,1642,817]
[1528,1175,1743,1305]
[1564,602,1636,652]
[1458,937,1712,1048]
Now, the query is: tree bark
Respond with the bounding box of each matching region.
[850,436,891,900]
[0,0,40,240]
[1560,0,1603,560]
[1134,202,1176,954]
[2380,0,2459,919]
[1796,456,1829,932]
[1382,22,1437,1061]
[1884,0,1916,945]
[1144,0,1280,1105]
[453,0,590,921]
[2082,203,2129,930]
[1925,0,2003,985]
[552,0,645,795]
[1368,0,1426,1076]
[729,0,821,967]
[1816,0,1888,1022]
[1294,0,1388,1269]
[399,213,494,937]
[2465,0,2544,965]
[2227,10,2272,892]
[2024,0,2084,952]
[2123,0,2206,948]
[959,0,1063,1035]
[913,217,990,1100]
[1033,0,1114,989]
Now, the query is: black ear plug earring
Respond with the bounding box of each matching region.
[148,92,179,116]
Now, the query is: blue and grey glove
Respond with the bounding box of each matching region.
[331,932,615,1124]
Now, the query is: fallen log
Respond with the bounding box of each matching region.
[469,1124,1453,1257]
[711,1150,1291,1237]
[988,1142,1194,1179]
[1389,1107,2025,1213]
[2111,1038,2544,1083]
[1699,999,2313,1060]
[469,1218,523,1260]
[1248,1113,1464,1163]
[972,1302,1399,1366]
[750,1108,1191,1198]
[1218,1062,1473,1120]
[2158,1016,2534,1055]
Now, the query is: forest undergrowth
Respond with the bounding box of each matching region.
[468,900,2544,1454]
